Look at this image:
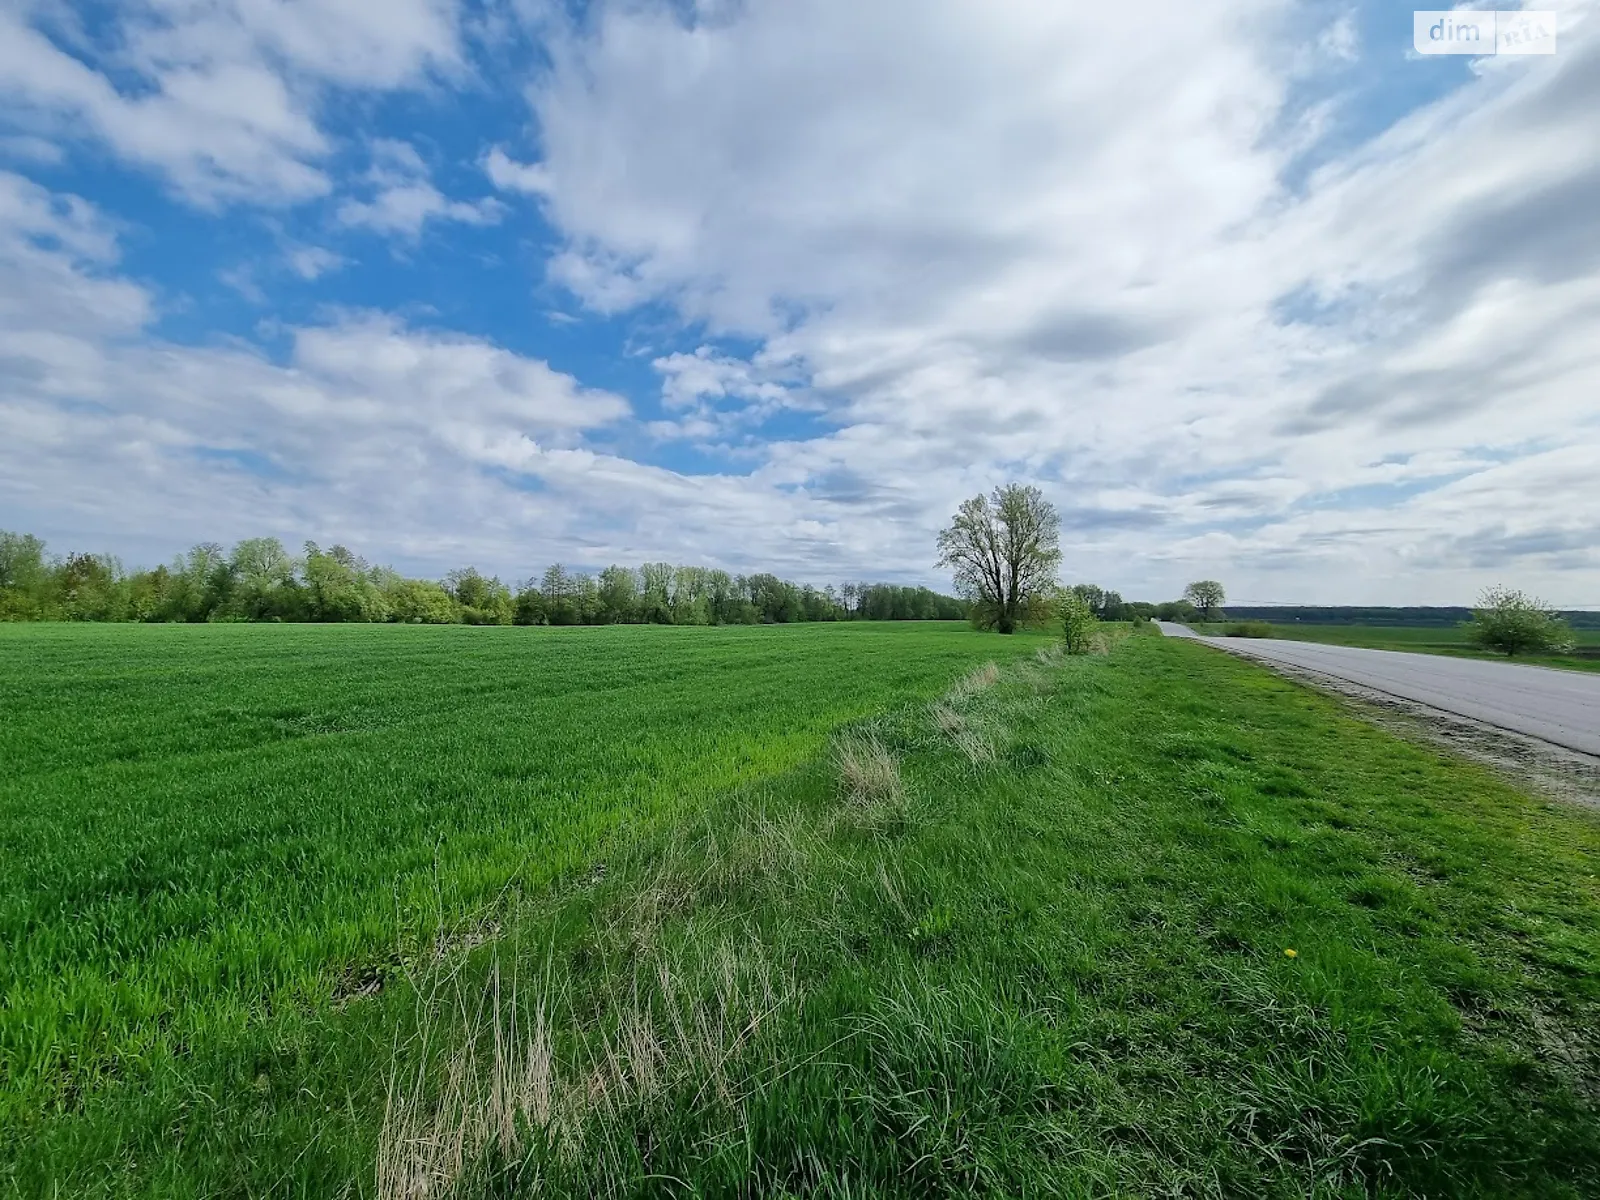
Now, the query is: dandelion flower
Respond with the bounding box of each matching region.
[1284,948,1298,958]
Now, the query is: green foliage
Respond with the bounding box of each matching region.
[1059,589,1098,653]
[1154,599,1202,622]
[444,567,513,625]
[1183,579,1226,617]
[1466,585,1576,656]
[937,483,1062,634]
[1068,582,1133,622]
[384,577,460,624]
[1222,620,1276,638]
[0,530,967,628]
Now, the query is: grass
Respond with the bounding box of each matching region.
[371,637,1600,1198]
[4,627,1598,1195]
[1193,621,1600,671]
[0,620,1043,1190]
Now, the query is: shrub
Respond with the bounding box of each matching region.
[1466,587,1574,656]
[1060,592,1097,655]
[1222,621,1276,639]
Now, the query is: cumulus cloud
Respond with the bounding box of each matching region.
[0,177,648,571]
[285,243,344,280]
[337,139,503,238]
[3,0,1598,603]
[486,0,1600,601]
[0,0,460,205]
[646,345,803,440]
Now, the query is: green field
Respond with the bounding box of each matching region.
[1196,621,1600,671]
[0,622,1042,1185]
[4,625,1599,1196]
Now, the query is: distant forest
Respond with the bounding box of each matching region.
[1226,606,1600,631]
[0,531,968,626]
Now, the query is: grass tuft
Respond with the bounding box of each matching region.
[833,732,910,822]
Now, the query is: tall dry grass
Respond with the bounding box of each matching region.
[378,936,791,1200]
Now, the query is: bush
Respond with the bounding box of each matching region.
[1222,621,1276,639]
[1060,592,1097,655]
[1465,587,1574,656]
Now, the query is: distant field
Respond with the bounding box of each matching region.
[0,621,1040,1179]
[1194,621,1600,670]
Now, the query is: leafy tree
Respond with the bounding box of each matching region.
[743,573,802,623]
[59,553,128,621]
[226,538,301,620]
[1069,583,1129,622]
[1465,587,1574,657]
[597,565,639,624]
[386,577,460,624]
[706,570,740,624]
[538,564,580,626]
[161,543,232,622]
[671,565,712,625]
[571,572,601,624]
[0,531,52,619]
[638,562,674,624]
[447,567,512,625]
[1183,580,1226,619]
[303,543,390,622]
[937,483,1062,634]
[1060,590,1098,654]
[1155,600,1201,623]
[512,584,546,626]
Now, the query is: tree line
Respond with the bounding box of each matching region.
[0,531,972,627]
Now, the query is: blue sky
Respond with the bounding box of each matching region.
[1,0,1596,603]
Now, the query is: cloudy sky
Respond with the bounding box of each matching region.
[1,0,1595,604]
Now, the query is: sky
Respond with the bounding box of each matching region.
[0,0,1596,605]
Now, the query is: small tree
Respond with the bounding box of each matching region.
[1466,587,1574,656]
[1183,580,1226,619]
[937,483,1062,634]
[1060,590,1097,655]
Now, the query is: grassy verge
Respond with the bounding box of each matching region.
[375,637,1598,1197]
[1190,621,1600,672]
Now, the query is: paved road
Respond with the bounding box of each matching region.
[1155,622,1600,757]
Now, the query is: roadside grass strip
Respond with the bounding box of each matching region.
[370,639,1600,1198]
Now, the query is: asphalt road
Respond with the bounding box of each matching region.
[1155,622,1600,757]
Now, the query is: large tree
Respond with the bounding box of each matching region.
[1183,579,1226,619]
[937,483,1062,634]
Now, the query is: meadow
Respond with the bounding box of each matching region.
[1197,621,1600,671]
[3,625,1599,1196]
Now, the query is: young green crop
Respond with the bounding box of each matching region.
[0,622,1041,1143]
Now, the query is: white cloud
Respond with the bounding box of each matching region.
[286,244,344,280]
[0,133,65,164]
[5,2,1600,603]
[0,175,659,573]
[646,345,802,440]
[477,0,1600,601]
[337,138,503,238]
[0,0,461,205]
[484,146,552,195]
